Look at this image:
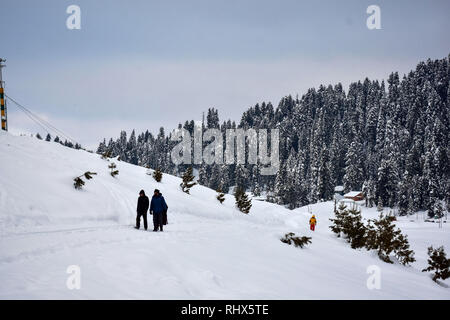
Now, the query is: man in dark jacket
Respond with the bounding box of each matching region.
[150,189,168,231]
[135,190,149,230]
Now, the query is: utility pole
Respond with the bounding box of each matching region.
[0,58,7,131]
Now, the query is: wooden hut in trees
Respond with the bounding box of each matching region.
[344,191,364,201]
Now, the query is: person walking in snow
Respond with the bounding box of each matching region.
[150,189,168,232]
[135,190,149,230]
[309,214,317,231]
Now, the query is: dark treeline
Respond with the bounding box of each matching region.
[36,133,82,150]
[97,55,449,217]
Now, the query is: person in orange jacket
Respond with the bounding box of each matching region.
[309,214,317,231]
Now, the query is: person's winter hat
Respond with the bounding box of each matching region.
[139,190,145,195]
[154,189,160,194]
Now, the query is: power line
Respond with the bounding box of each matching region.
[5,94,81,146]
[9,100,51,136]
[5,95,53,136]
[7,94,79,144]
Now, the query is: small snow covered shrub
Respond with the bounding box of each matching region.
[391,233,415,265]
[234,187,252,214]
[345,207,368,249]
[281,233,312,248]
[109,162,119,177]
[73,171,97,190]
[330,203,367,249]
[330,206,415,265]
[216,189,225,204]
[329,202,348,236]
[180,167,197,194]
[73,177,84,190]
[365,214,415,265]
[152,168,163,182]
[422,246,450,282]
[101,150,111,160]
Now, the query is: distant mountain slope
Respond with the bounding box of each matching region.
[98,55,450,213]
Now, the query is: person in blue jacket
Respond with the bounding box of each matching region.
[150,189,168,232]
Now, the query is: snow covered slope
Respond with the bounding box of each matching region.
[0,131,449,299]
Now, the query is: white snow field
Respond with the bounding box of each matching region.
[0,131,449,299]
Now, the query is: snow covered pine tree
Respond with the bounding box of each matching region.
[180,167,197,194]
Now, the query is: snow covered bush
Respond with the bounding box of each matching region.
[345,207,368,249]
[152,168,163,182]
[216,189,225,204]
[73,177,84,189]
[392,233,416,266]
[234,187,252,214]
[101,150,111,160]
[280,233,312,248]
[329,203,367,249]
[180,167,197,194]
[331,206,415,265]
[365,214,415,265]
[73,171,97,190]
[422,246,450,282]
[330,203,348,236]
[109,163,119,177]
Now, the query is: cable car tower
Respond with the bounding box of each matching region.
[0,58,7,131]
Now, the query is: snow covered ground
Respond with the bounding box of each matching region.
[0,131,449,299]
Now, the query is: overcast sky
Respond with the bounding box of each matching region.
[1,0,449,149]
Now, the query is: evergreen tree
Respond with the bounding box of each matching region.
[346,206,368,249]
[422,246,450,282]
[280,233,312,248]
[73,177,84,190]
[330,202,348,236]
[235,165,249,191]
[153,168,163,182]
[317,146,334,201]
[343,139,364,192]
[234,187,252,214]
[216,189,225,204]
[365,214,415,264]
[330,203,367,249]
[180,167,197,194]
[109,163,119,177]
[376,120,401,208]
[101,150,112,160]
[393,233,416,265]
[377,197,384,212]
[73,171,97,190]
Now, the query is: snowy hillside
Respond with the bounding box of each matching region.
[0,131,449,299]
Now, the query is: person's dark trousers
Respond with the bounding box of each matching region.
[136,212,148,230]
[162,209,168,225]
[153,212,163,231]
